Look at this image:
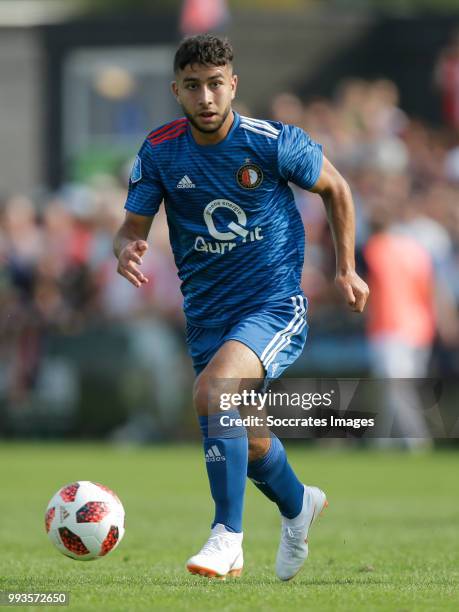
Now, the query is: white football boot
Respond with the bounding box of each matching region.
[186,524,243,579]
[276,485,328,581]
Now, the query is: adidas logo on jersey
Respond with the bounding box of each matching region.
[205,445,226,462]
[177,175,195,189]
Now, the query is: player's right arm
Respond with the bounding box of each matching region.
[114,212,153,288]
[114,141,165,288]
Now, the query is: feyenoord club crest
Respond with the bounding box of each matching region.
[237,163,263,189]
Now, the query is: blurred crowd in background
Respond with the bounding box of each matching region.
[269,78,459,376]
[1,74,459,435]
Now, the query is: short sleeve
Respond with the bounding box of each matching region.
[124,140,164,217]
[277,124,323,190]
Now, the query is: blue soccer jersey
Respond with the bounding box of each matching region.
[124,112,323,326]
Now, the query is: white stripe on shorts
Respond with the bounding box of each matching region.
[260,295,306,369]
[264,311,307,369]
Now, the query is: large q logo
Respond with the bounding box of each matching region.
[204,199,249,241]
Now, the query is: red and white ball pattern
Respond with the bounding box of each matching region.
[45,481,125,560]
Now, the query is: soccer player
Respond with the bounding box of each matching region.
[114,35,369,580]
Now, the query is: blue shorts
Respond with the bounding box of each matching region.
[186,293,308,378]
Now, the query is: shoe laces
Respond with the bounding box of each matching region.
[281,523,307,553]
[200,533,234,556]
[284,525,303,539]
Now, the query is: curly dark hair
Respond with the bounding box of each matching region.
[174,34,234,73]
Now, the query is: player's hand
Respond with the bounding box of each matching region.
[117,240,149,288]
[335,270,369,313]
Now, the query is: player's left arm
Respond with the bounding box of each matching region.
[310,156,369,313]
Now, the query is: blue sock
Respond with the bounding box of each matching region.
[247,435,304,519]
[199,410,247,533]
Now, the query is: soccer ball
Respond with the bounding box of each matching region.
[45,481,125,560]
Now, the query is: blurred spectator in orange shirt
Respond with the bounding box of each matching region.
[365,229,435,358]
[364,204,435,447]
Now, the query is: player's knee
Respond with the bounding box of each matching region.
[248,437,270,462]
[193,374,211,416]
[193,366,236,416]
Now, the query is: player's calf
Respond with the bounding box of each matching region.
[248,437,270,462]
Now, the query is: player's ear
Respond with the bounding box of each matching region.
[171,80,180,102]
[231,74,238,100]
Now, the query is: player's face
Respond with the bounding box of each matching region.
[172,63,237,136]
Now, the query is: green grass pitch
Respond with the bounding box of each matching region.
[0,443,458,611]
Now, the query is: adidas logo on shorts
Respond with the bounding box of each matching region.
[205,445,226,462]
